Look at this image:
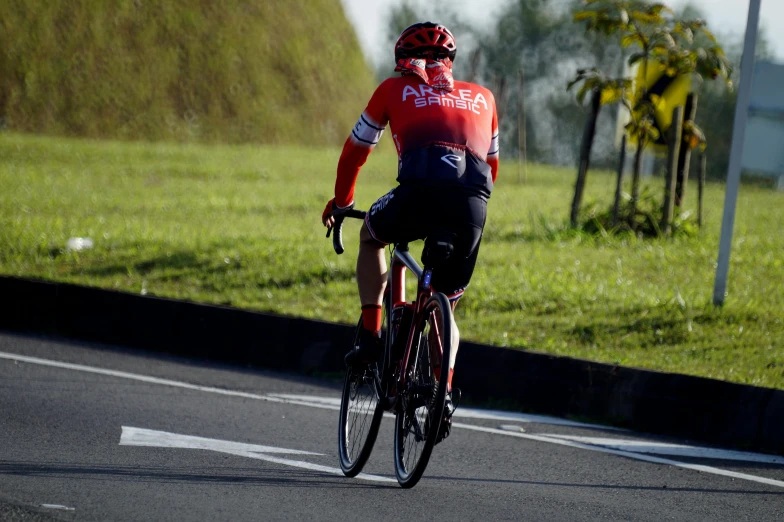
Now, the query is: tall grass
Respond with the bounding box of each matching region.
[0,0,375,145]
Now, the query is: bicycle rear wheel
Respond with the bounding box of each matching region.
[393,292,452,488]
[338,318,385,477]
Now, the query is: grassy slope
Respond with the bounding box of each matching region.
[1,132,782,389]
[0,0,374,145]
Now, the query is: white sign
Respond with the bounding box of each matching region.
[741,61,784,178]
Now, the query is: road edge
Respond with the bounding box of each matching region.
[1,275,781,456]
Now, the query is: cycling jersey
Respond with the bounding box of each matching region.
[334,75,499,208]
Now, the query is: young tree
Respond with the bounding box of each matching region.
[570,1,672,228]
[570,0,732,233]
[567,68,631,227]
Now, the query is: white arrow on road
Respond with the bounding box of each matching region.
[120,427,396,483]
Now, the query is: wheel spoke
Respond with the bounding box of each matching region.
[398,318,436,474]
[393,293,453,487]
[339,320,385,477]
[345,367,377,460]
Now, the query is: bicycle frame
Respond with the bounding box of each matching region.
[326,209,446,406]
[386,244,445,400]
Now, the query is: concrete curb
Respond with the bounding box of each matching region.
[1,275,781,456]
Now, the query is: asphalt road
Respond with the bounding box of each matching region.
[1,331,782,521]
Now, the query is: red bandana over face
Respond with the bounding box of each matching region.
[394,57,455,93]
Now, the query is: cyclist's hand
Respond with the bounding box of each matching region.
[321,198,354,228]
[322,198,337,228]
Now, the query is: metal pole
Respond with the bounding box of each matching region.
[713,0,762,306]
[698,154,706,229]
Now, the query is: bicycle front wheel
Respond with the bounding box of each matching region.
[393,292,453,488]
[338,319,385,477]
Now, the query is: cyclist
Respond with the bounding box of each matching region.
[321,22,499,433]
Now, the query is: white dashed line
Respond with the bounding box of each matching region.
[40,504,75,511]
[539,434,784,465]
[453,423,784,489]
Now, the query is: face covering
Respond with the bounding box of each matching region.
[395,57,455,93]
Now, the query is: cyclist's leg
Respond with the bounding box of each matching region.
[358,188,399,333]
[428,190,487,363]
[344,224,386,365]
[357,223,386,327]
[349,186,422,364]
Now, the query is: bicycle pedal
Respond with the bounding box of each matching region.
[435,416,452,445]
[448,388,462,416]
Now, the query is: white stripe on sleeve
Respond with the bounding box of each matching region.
[350,112,385,148]
[487,132,499,156]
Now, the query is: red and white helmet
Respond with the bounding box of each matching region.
[394,22,457,62]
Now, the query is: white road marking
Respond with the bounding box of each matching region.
[538,434,784,465]
[3,351,782,488]
[120,427,396,483]
[269,394,625,430]
[0,351,313,406]
[120,426,322,455]
[40,504,76,511]
[453,423,784,489]
[267,394,341,409]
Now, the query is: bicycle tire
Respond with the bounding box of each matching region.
[393,292,453,488]
[338,317,385,477]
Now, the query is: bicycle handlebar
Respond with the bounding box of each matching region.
[326,208,366,255]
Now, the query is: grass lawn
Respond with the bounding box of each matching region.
[1,132,782,389]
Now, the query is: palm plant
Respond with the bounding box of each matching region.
[569,0,732,234]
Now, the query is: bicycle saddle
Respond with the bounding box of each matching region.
[421,231,456,268]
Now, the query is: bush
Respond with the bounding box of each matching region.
[580,190,699,238]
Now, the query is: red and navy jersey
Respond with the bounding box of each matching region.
[334,75,499,207]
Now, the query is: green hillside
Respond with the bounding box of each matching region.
[0,0,376,145]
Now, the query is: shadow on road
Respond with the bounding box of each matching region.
[426,475,784,495]
[0,461,396,490]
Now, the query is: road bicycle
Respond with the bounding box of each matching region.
[327,208,458,488]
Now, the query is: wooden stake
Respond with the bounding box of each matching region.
[698,154,706,229]
[612,135,627,227]
[676,93,698,207]
[630,140,644,232]
[662,106,685,235]
[570,90,602,228]
[517,69,527,184]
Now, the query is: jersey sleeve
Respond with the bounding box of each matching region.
[334,81,391,207]
[486,94,499,183]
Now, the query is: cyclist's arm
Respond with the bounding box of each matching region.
[334,81,391,207]
[487,94,499,183]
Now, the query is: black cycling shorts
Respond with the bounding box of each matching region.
[365,183,487,299]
